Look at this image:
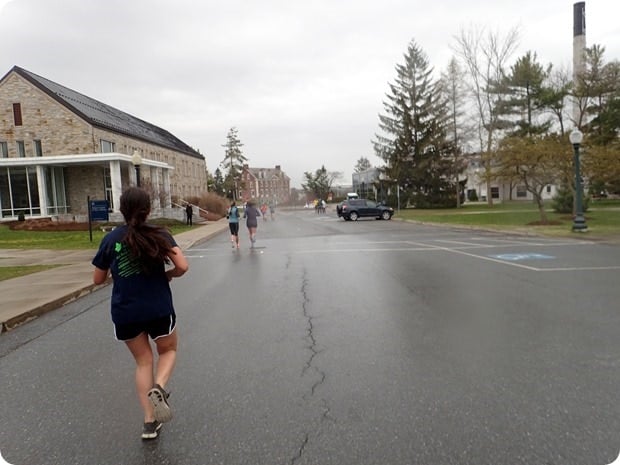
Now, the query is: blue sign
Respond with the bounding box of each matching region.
[90,200,109,222]
[490,253,554,261]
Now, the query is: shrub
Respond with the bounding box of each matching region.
[467,190,479,202]
[196,192,230,218]
[411,191,457,209]
[552,184,590,213]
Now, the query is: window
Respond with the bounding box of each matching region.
[34,140,43,157]
[516,185,527,198]
[16,141,25,158]
[0,142,7,158]
[100,139,115,153]
[13,103,22,126]
[491,187,500,199]
[546,185,551,193]
[103,167,114,211]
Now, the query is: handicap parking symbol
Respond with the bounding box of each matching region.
[0,449,14,465]
[490,253,555,261]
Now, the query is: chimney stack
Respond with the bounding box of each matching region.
[573,2,586,125]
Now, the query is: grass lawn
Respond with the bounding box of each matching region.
[0,222,196,250]
[0,264,60,282]
[394,200,620,238]
[0,221,196,281]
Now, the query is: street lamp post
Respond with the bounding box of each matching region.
[132,151,142,187]
[569,129,587,232]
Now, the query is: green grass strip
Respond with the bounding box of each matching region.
[0,264,61,282]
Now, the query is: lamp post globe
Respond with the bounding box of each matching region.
[569,129,587,232]
[131,151,142,187]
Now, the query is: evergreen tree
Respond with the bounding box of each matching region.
[373,39,456,208]
[538,66,572,136]
[301,165,340,201]
[502,51,551,137]
[578,46,620,145]
[573,44,617,133]
[354,156,372,173]
[212,167,225,196]
[220,127,247,199]
[495,52,551,199]
[573,45,620,198]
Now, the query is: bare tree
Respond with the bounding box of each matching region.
[452,25,520,205]
[440,56,471,207]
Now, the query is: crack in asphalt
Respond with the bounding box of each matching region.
[290,434,309,465]
[300,268,326,393]
[290,267,331,464]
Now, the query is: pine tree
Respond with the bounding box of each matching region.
[301,165,340,201]
[213,167,225,196]
[503,51,551,137]
[220,127,248,199]
[538,66,572,136]
[354,157,372,173]
[373,39,456,208]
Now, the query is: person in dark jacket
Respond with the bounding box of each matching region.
[185,204,193,226]
[243,201,261,247]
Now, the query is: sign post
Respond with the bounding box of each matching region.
[88,198,109,242]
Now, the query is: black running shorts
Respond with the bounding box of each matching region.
[114,314,176,341]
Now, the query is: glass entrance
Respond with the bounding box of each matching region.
[0,166,41,218]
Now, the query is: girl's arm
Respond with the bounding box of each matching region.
[166,246,189,280]
[93,267,109,285]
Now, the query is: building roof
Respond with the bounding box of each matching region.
[246,166,290,181]
[4,66,203,159]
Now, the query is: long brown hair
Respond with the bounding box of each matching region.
[120,187,174,272]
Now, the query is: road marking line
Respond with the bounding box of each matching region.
[405,240,542,271]
[538,266,620,272]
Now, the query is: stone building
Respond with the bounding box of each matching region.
[239,164,290,205]
[0,65,207,220]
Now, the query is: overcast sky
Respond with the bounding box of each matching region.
[1,0,618,187]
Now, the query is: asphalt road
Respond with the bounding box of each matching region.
[2,209,620,465]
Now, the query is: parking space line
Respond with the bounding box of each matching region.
[405,240,542,271]
[435,238,593,247]
[538,265,620,272]
[188,238,618,273]
[293,246,441,254]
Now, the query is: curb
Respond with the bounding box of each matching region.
[1,282,108,333]
[0,222,229,333]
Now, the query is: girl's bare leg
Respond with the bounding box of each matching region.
[125,333,155,422]
[153,330,178,389]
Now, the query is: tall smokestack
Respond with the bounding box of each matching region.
[573,2,586,125]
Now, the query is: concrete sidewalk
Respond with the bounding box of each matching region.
[0,220,228,332]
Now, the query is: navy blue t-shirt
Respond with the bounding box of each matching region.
[92,225,177,325]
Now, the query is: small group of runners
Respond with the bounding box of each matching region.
[227,200,266,249]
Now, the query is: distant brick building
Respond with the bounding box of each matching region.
[0,66,207,220]
[239,164,290,205]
